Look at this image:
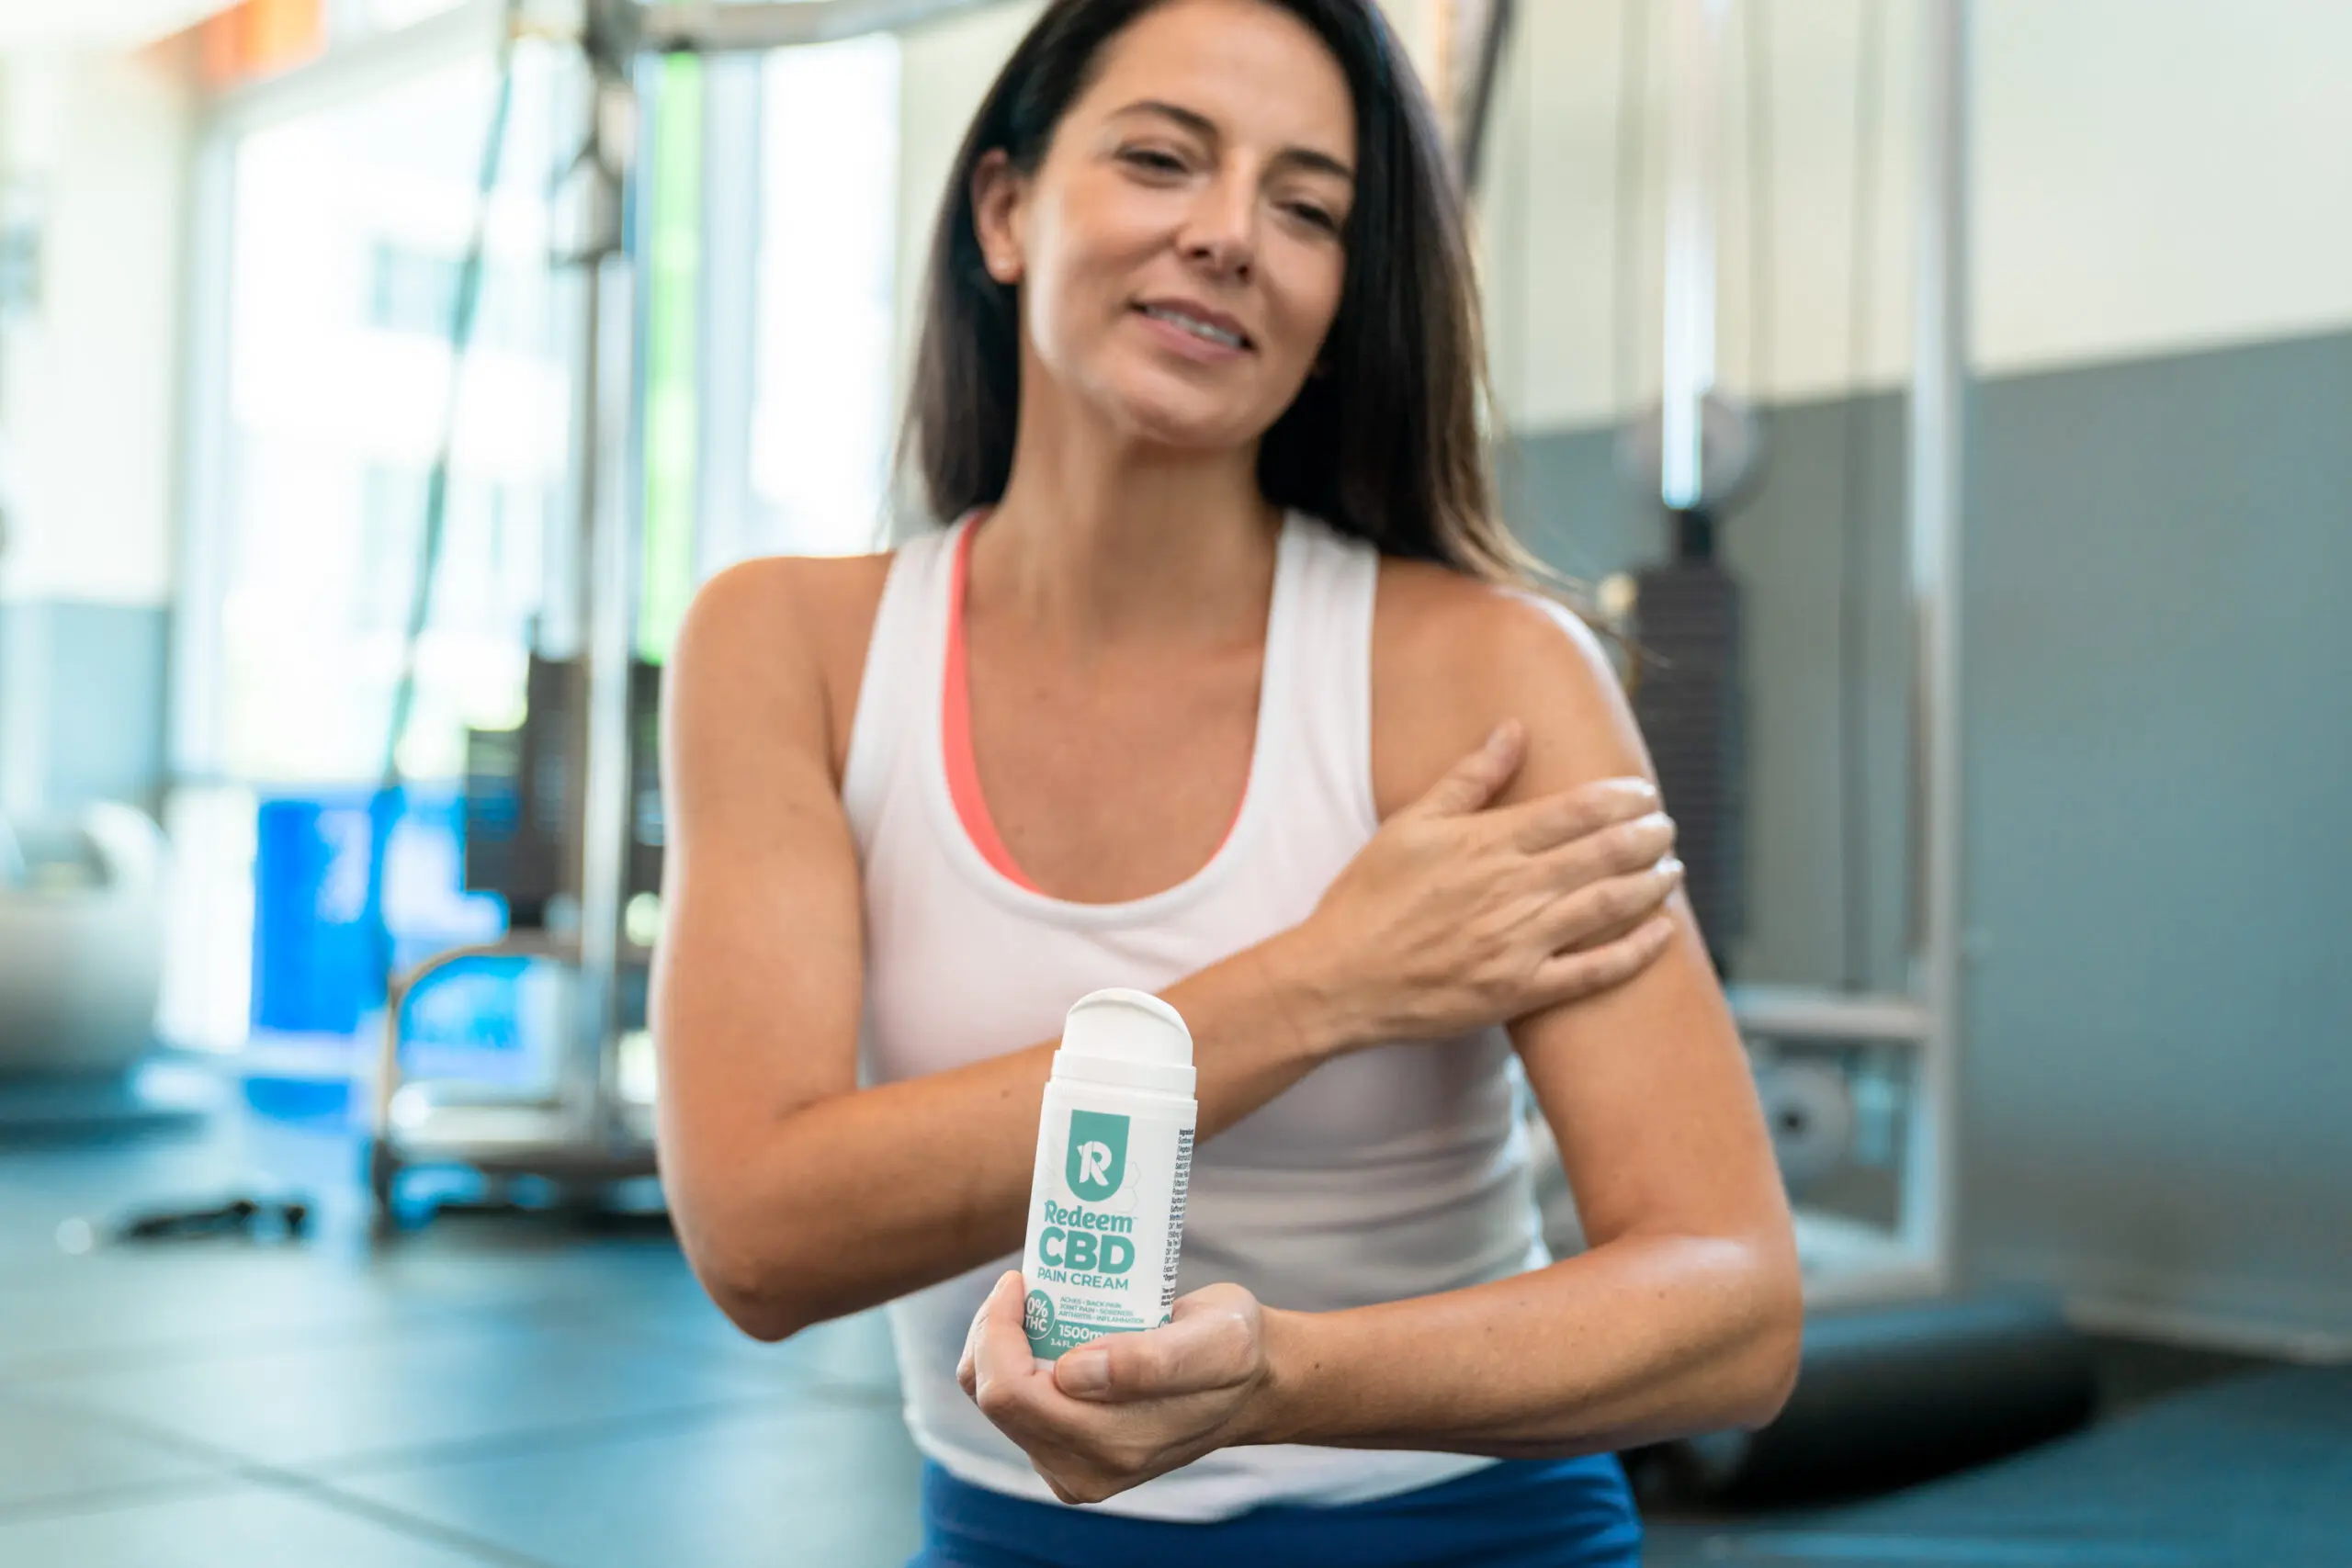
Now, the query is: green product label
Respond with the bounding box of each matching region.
[1023,1289,1056,1347]
[1065,1110,1128,1201]
[1025,1296,1149,1359]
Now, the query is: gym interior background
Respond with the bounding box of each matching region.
[0,0,2344,1563]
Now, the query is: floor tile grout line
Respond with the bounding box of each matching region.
[0,1391,568,1568]
[0,1322,899,1396]
[15,1377,893,1490]
[0,1472,256,1529]
[0,1298,809,1385]
[232,1464,571,1568]
[302,1393,843,1479]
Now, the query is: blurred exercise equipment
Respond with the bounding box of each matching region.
[1635,1295,2098,1506]
[1584,0,1968,1312]
[0,803,201,1142]
[0,804,166,1075]
[368,0,1009,1228]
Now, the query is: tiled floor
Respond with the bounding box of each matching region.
[13,1089,2314,1568]
[0,1103,922,1568]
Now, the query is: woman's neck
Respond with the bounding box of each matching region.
[977,392,1283,665]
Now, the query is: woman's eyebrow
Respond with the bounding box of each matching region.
[1109,99,1356,184]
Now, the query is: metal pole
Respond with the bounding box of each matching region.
[1659,0,1726,512]
[571,62,643,1143]
[591,0,1010,57]
[1904,0,1968,1291]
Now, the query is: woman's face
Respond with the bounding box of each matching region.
[976,0,1358,454]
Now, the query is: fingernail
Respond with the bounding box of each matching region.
[1058,1351,1109,1396]
[1659,856,1685,878]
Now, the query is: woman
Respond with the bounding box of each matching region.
[653,0,1800,1562]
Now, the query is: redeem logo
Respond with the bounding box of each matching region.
[1065,1110,1128,1201]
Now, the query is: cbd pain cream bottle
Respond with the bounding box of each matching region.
[1020,989,1197,1360]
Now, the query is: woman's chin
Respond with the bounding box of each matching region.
[1101,387,1267,457]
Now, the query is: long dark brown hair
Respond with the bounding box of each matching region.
[899,0,1551,588]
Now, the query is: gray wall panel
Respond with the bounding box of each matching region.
[1505,329,2352,1344]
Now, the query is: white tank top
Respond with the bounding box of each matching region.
[842,511,1546,1521]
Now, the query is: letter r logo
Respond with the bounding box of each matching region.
[1065,1110,1128,1201]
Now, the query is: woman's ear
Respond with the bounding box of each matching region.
[971,149,1027,285]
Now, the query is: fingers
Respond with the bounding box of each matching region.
[1526,912,1678,1009]
[1054,1285,1258,1404]
[1521,809,1676,903]
[965,1271,1042,1419]
[1535,855,1685,955]
[1504,780,1669,857]
[1409,721,1526,819]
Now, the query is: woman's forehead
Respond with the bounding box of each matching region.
[1075,1,1357,157]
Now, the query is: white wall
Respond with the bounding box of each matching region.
[0,45,191,606]
[1477,0,2352,432]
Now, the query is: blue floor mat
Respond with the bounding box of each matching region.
[1646,1365,2352,1568]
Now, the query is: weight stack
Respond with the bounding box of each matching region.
[1629,554,1747,966]
[462,652,666,930]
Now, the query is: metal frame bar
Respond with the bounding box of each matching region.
[591,0,1007,58]
[692,54,764,581]
[1905,0,1969,1296]
[1658,0,1726,512]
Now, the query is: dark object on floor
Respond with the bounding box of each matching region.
[113,1193,311,1243]
[1647,1362,2352,1568]
[1638,1294,2098,1506]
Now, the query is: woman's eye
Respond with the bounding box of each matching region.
[1284,201,1340,233]
[1120,148,1188,175]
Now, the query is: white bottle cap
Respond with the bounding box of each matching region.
[1053,988,1195,1096]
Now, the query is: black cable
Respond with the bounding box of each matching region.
[1838,0,1885,992]
[380,26,522,790]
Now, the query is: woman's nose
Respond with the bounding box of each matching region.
[1177,173,1257,281]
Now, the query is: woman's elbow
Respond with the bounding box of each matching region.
[711,1280,807,1344]
[1728,1245,1806,1429]
[671,1203,820,1344]
[684,1239,803,1343]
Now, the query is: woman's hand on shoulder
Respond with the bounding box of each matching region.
[958,1272,1273,1506]
[1275,567,1684,1048]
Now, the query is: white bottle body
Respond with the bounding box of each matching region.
[1019,993,1197,1360]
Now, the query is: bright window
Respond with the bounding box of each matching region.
[213,43,576,784]
[749,34,902,557]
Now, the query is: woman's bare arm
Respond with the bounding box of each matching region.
[654,558,1360,1341]
[1239,590,1803,1451]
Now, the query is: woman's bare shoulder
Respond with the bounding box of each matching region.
[674,551,897,785]
[1369,557,1628,818]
